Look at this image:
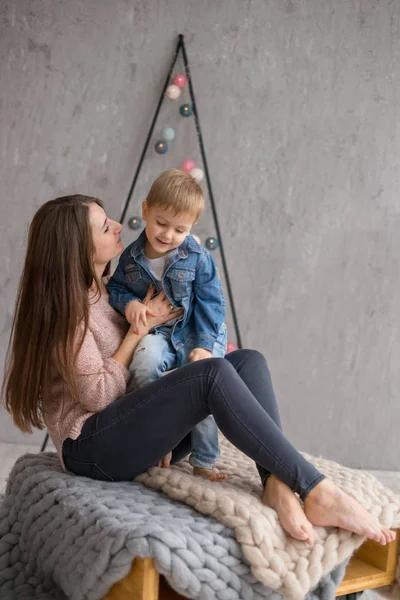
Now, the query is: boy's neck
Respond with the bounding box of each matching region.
[144,239,168,260]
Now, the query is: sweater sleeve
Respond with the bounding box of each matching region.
[75,326,130,412]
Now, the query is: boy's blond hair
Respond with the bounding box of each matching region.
[146,169,204,221]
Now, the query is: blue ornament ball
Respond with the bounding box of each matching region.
[128,216,142,230]
[161,126,175,141]
[205,236,219,251]
[179,103,193,117]
[155,140,168,154]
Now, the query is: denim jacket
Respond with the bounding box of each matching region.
[107,231,226,353]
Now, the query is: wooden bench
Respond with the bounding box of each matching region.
[103,530,399,600]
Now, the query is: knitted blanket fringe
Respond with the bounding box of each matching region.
[137,436,400,600]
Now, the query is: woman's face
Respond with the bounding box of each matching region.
[89,202,123,267]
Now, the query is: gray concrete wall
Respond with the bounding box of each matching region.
[0,0,399,468]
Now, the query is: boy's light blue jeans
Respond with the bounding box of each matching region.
[131,325,227,470]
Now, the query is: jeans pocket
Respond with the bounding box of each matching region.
[63,455,114,482]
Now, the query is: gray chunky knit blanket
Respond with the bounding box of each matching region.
[0,452,349,600]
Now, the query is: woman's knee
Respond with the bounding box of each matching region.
[226,348,268,369]
[208,356,236,379]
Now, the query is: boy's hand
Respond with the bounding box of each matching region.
[189,348,213,362]
[125,298,156,334]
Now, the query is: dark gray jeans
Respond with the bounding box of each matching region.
[62,350,324,499]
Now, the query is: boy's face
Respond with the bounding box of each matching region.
[142,202,196,258]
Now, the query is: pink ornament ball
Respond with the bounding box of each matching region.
[173,73,188,88]
[181,159,196,173]
[190,167,204,182]
[226,342,238,354]
[165,85,181,100]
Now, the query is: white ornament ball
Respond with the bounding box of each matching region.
[165,85,181,100]
[192,234,202,245]
[190,167,204,183]
[161,126,175,141]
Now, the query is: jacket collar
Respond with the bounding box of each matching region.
[129,230,202,260]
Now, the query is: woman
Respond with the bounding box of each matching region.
[2,195,394,547]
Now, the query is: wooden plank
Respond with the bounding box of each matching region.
[336,529,399,597]
[335,557,396,596]
[355,528,399,571]
[103,557,160,600]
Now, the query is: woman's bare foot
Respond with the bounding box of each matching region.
[193,466,228,481]
[304,479,396,545]
[263,475,315,545]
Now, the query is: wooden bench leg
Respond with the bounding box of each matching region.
[103,557,160,600]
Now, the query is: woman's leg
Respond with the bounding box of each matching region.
[63,352,321,496]
[222,350,317,541]
[63,351,394,545]
[223,352,394,545]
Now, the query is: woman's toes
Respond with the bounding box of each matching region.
[294,526,309,541]
[382,528,395,544]
[299,524,315,545]
[375,528,393,546]
[381,531,389,545]
[378,532,386,545]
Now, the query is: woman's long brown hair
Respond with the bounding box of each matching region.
[2,195,109,432]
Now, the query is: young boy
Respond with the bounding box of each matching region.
[107,169,227,481]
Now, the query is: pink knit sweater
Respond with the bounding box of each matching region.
[44,292,131,465]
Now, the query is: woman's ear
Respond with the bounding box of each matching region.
[141,201,148,220]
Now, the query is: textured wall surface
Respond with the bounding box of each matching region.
[0,0,399,468]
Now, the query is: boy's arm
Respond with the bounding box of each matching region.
[192,250,226,352]
[107,251,141,317]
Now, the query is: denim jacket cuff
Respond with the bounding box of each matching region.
[194,334,217,352]
[123,296,140,314]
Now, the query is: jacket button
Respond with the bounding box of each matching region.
[179,272,184,278]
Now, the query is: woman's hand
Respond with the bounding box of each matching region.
[114,287,183,368]
[125,299,156,334]
[138,286,183,332]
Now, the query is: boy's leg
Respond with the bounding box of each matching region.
[182,328,281,487]
[181,325,227,480]
[189,416,221,471]
[131,328,176,388]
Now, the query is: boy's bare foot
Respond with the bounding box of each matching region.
[193,466,228,481]
[304,479,396,545]
[262,475,315,545]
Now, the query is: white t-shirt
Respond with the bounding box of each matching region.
[143,254,166,283]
